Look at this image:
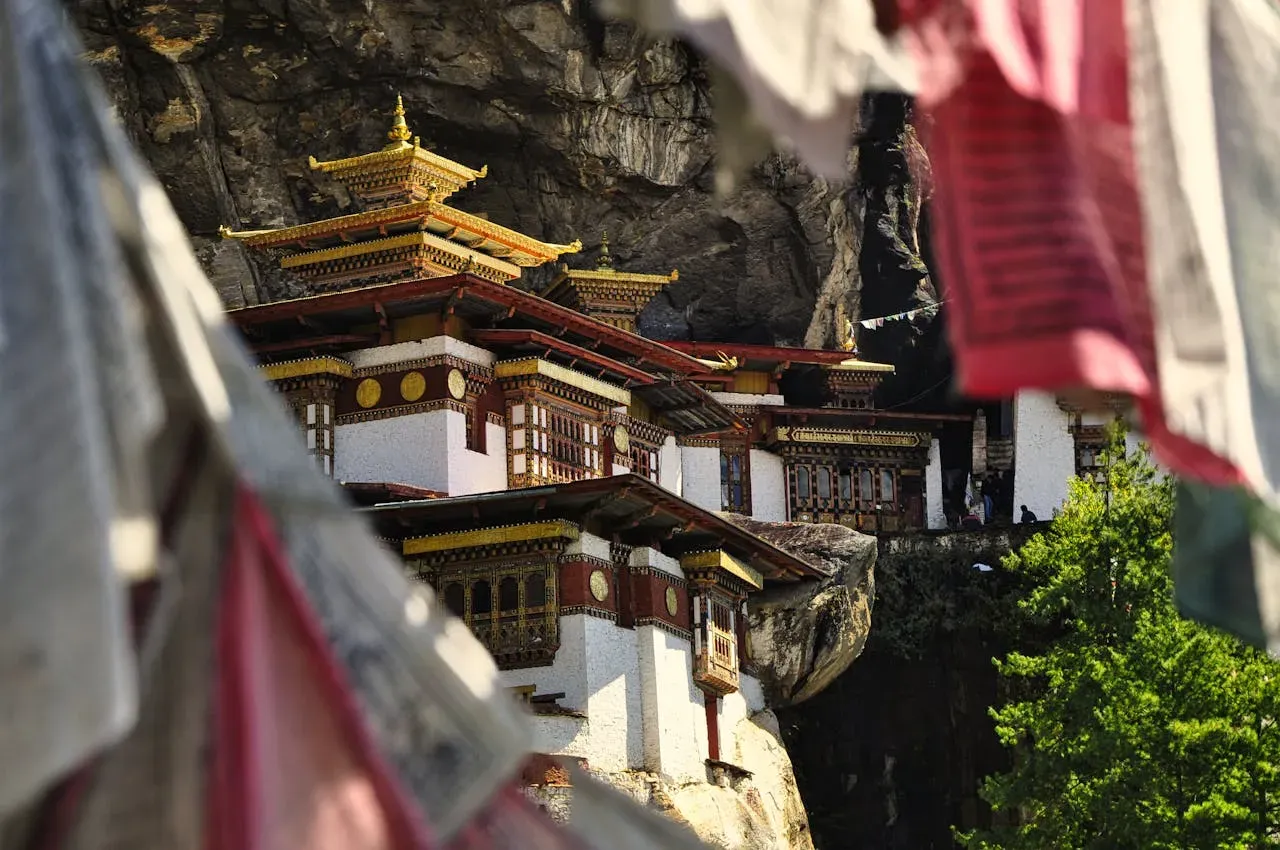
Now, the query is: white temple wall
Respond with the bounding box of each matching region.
[449,419,506,495]
[630,546,683,578]
[565,531,612,560]
[334,409,452,491]
[637,625,707,782]
[1012,391,1075,521]
[498,612,643,771]
[582,616,645,771]
[740,672,766,714]
[500,615,590,713]
[346,336,495,370]
[749,450,787,522]
[681,446,722,513]
[926,438,946,529]
[718,676,765,765]
[612,463,630,476]
[659,436,682,497]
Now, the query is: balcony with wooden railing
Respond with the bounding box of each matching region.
[694,595,740,695]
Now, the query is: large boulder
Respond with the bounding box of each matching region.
[724,516,877,707]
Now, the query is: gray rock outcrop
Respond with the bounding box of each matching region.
[66,0,943,399]
[725,516,877,708]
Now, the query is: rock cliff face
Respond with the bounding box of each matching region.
[729,517,877,708]
[66,0,942,399]
[777,526,1045,850]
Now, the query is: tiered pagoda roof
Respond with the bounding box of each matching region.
[543,233,678,332]
[220,96,581,287]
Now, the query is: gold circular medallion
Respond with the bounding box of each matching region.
[355,378,382,409]
[613,426,630,454]
[665,586,679,617]
[589,569,610,602]
[447,368,467,400]
[399,370,426,402]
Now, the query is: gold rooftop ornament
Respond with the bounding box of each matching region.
[385,93,414,149]
[305,94,489,207]
[543,231,679,333]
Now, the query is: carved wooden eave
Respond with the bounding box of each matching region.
[494,357,632,408]
[277,230,522,285]
[403,519,580,557]
[220,200,581,269]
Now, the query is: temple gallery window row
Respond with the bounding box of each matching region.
[792,463,897,509]
[429,558,558,669]
[509,398,604,485]
[416,547,754,680]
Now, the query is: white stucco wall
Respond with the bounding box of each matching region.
[749,449,787,522]
[335,409,452,491]
[499,612,643,772]
[346,336,495,370]
[501,615,590,715]
[718,681,757,765]
[336,408,505,495]
[565,531,612,560]
[450,419,506,495]
[637,625,707,782]
[659,436,682,497]
[926,438,946,529]
[584,616,644,772]
[1012,391,1076,521]
[630,546,683,578]
[740,673,766,715]
[681,445,722,513]
[612,463,630,476]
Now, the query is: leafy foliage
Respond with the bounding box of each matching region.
[959,431,1280,850]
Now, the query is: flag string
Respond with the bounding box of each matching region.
[858,300,946,329]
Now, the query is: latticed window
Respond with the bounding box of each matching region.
[693,589,740,695]
[1074,426,1110,484]
[295,399,335,478]
[720,445,751,514]
[509,399,604,485]
[788,460,901,528]
[631,443,660,482]
[431,559,558,669]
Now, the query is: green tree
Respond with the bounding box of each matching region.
[959,431,1280,849]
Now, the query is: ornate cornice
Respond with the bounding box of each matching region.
[352,354,493,380]
[335,397,467,425]
[494,358,631,407]
[768,426,928,448]
[404,520,580,556]
[260,356,353,381]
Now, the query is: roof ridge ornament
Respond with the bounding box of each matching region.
[385,93,413,150]
[597,231,614,270]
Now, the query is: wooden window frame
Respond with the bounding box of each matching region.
[719,440,752,515]
[427,556,559,670]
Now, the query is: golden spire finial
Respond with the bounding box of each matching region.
[597,231,614,270]
[386,94,413,148]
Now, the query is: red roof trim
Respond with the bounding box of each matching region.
[228,273,713,377]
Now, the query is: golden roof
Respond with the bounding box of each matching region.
[831,358,896,374]
[545,232,677,299]
[220,199,581,268]
[306,95,487,204]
